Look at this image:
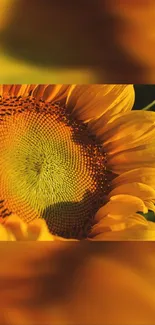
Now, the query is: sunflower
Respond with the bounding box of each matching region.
[0,84,155,241]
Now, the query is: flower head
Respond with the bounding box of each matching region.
[0,84,155,241]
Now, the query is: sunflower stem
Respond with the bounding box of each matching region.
[141,100,155,111]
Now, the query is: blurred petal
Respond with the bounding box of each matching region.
[3,215,28,240]
[0,215,77,241]
[0,49,98,84]
[27,219,55,241]
[105,0,155,83]
[1,215,54,241]
[107,0,155,68]
[0,223,16,241]
[1,242,155,324]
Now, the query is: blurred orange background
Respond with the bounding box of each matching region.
[0,0,155,83]
[0,242,155,325]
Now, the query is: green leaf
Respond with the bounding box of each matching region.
[140,211,155,222]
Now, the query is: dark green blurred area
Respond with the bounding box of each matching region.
[133,85,155,111]
[145,211,155,222]
[134,85,155,222]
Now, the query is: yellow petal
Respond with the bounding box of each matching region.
[1,84,12,96]
[27,219,78,241]
[88,88,134,129]
[7,85,21,96]
[42,84,70,103]
[2,215,56,241]
[0,85,3,96]
[27,219,55,241]
[108,182,155,214]
[108,143,155,174]
[0,84,37,98]
[87,86,134,134]
[0,215,76,241]
[144,201,155,212]
[30,85,47,100]
[94,194,148,223]
[112,167,155,189]
[0,223,16,241]
[108,182,155,201]
[31,84,70,103]
[66,85,134,122]
[90,229,155,241]
[91,220,155,241]
[14,85,33,97]
[90,212,148,237]
[102,111,155,154]
[3,215,28,240]
[105,125,155,155]
[92,110,155,143]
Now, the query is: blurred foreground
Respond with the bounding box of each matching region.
[0,0,155,83]
[0,242,155,325]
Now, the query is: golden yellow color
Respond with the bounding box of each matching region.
[0,242,155,325]
[0,84,155,240]
[0,0,14,30]
[105,0,155,82]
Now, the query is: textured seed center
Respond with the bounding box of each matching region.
[0,96,109,239]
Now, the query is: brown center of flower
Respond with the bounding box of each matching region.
[0,95,111,239]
